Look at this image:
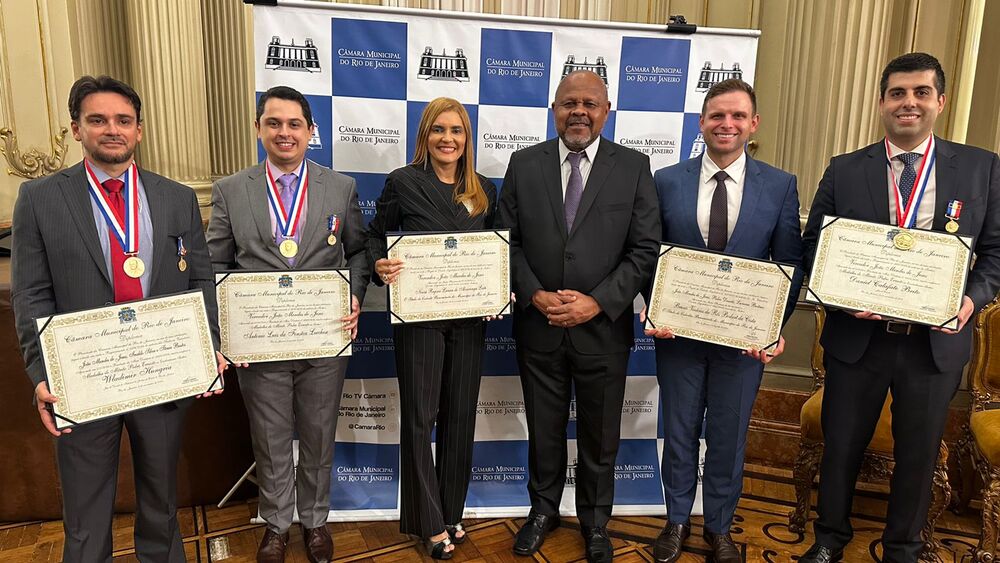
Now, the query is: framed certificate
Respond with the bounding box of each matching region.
[645,245,796,352]
[805,216,972,329]
[215,269,352,363]
[36,291,220,429]
[387,229,511,324]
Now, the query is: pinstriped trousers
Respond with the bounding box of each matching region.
[394,321,485,537]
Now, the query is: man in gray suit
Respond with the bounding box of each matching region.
[206,86,368,563]
[11,75,225,563]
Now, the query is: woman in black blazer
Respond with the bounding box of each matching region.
[366,97,497,560]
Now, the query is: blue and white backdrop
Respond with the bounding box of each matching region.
[252,1,758,521]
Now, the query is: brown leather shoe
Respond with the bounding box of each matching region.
[257,529,289,563]
[303,525,333,563]
[702,531,741,563]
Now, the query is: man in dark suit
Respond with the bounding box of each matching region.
[499,70,660,563]
[11,75,224,563]
[646,79,803,563]
[798,53,1000,563]
[206,86,368,563]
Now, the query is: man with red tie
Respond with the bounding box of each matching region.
[11,75,224,562]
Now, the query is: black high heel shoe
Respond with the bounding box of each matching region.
[445,522,467,545]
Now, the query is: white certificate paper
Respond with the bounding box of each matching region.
[645,245,795,351]
[387,230,511,323]
[36,291,219,429]
[216,269,352,363]
[806,216,972,329]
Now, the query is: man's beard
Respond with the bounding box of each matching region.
[92,146,135,165]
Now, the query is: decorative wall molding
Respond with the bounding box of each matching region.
[0,126,68,179]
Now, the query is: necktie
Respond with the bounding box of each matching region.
[707,170,729,251]
[276,173,298,264]
[103,178,143,303]
[564,152,584,232]
[896,152,921,209]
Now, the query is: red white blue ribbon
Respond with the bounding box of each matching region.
[885,136,935,229]
[265,160,309,239]
[84,159,139,254]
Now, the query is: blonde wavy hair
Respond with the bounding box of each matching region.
[410,97,487,217]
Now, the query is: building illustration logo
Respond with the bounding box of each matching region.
[265,36,321,73]
[689,133,706,158]
[561,54,609,86]
[418,47,470,81]
[309,124,322,149]
[696,62,743,91]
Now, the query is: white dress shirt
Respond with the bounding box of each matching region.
[557,137,601,200]
[885,136,936,229]
[697,151,747,245]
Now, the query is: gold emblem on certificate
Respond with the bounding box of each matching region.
[892,231,915,251]
[279,239,298,258]
[123,255,145,278]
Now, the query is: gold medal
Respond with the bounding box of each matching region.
[893,231,915,251]
[178,257,187,272]
[945,220,959,233]
[279,239,298,258]
[327,234,337,246]
[123,255,145,278]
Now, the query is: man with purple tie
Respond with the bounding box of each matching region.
[207,86,369,563]
[499,70,660,563]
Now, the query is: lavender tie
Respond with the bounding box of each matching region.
[276,173,298,264]
[565,152,584,232]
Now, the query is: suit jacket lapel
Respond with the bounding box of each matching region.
[59,164,112,286]
[245,163,288,266]
[540,140,568,241]
[298,161,328,259]
[931,136,958,231]
[865,142,891,223]
[727,155,763,252]
[570,137,615,238]
[141,170,169,290]
[680,156,706,248]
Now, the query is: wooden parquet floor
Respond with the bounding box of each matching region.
[0,466,985,562]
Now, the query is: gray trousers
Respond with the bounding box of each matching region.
[56,400,191,563]
[239,358,347,532]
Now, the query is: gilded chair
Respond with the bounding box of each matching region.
[955,297,1000,562]
[789,304,951,562]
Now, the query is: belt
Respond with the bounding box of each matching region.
[885,320,913,335]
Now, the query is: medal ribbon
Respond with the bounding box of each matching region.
[885,136,935,229]
[265,160,309,240]
[84,160,139,254]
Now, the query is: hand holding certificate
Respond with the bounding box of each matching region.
[386,229,511,323]
[36,291,220,429]
[216,270,353,363]
[805,216,972,329]
[645,245,795,352]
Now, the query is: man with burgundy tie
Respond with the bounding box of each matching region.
[645,79,803,563]
[10,75,224,562]
[206,85,368,563]
[499,70,660,563]
[798,53,1000,563]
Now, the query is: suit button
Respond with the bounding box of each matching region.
[565,252,574,261]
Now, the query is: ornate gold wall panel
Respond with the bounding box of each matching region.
[0,0,82,226]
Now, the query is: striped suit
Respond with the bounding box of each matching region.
[10,161,218,562]
[366,164,497,536]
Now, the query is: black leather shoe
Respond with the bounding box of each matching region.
[702,531,741,563]
[581,526,613,563]
[256,529,289,563]
[798,544,844,563]
[652,521,689,562]
[512,512,560,555]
